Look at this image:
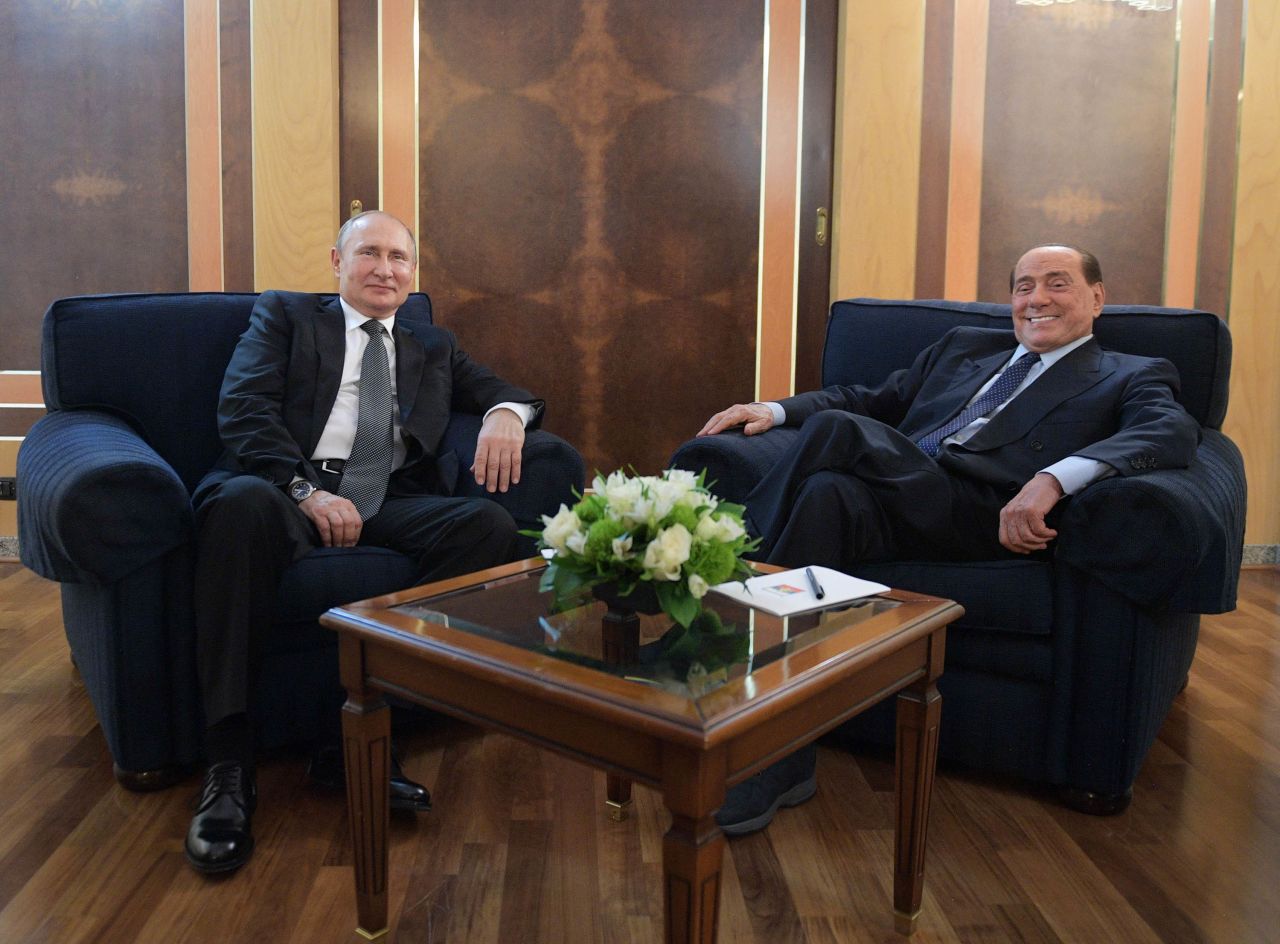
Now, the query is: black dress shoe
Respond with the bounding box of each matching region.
[715,744,817,836]
[185,762,256,874]
[308,744,432,813]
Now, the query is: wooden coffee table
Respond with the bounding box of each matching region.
[321,558,961,943]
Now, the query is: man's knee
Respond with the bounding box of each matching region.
[196,475,313,564]
[199,476,287,528]
[463,499,518,549]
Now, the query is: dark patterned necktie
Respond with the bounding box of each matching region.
[338,320,395,519]
[915,351,1041,458]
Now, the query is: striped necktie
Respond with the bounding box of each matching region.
[338,320,396,519]
[915,351,1040,458]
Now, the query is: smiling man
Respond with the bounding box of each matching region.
[695,244,1200,836]
[184,211,543,875]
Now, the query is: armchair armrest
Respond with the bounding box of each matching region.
[667,428,802,504]
[1055,429,1245,614]
[442,413,585,537]
[18,410,194,584]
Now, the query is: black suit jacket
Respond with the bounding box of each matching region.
[778,326,1200,492]
[201,290,543,499]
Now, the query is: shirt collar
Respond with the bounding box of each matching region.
[1012,333,1092,369]
[338,296,395,334]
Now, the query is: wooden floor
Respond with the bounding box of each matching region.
[0,564,1277,944]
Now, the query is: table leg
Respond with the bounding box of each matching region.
[342,686,392,942]
[602,607,640,821]
[893,678,941,935]
[661,746,727,944]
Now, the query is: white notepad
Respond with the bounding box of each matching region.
[709,566,890,617]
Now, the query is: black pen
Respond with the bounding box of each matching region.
[805,567,825,600]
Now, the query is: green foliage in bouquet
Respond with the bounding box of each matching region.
[525,469,759,628]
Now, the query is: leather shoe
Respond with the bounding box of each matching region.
[185,762,256,874]
[716,744,817,836]
[308,744,432,813]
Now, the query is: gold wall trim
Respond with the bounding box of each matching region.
[1164,0,1210,307]
[757,0,804,402]
[185,0,225,291]
[379,0,419,291]
[944,0,989,301]
[251,0,341,291]
[1226,0,1279,544]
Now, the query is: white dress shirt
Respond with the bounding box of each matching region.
[308,298,533,472]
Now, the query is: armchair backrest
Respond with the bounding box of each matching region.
[40,291,434,491]
[822,299,1231,430]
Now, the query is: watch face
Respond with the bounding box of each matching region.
[290,481,316,502]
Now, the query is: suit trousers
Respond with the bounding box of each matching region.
[192,473,518,730]
[746,410,1012,569]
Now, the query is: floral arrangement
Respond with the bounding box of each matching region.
[532,468,758,628]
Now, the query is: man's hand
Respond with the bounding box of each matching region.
[697,402,776,437]
[998,472,1064,554]
[299,490,363,547]
[473,408,525,493]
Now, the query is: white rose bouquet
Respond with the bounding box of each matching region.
[531,468,759,628]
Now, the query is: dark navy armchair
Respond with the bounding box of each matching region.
[670,298,1245,812]
[18,292,584,789]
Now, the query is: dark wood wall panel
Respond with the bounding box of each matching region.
[913,0,954,301]
[339,0,379,219]
[417,0,763,475]
[978,3,1176,304]
[0,0,188,369]
[220,0,254,292]
[793,0,838,395]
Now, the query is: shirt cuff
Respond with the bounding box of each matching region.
[484,401,535,428]
[1040,456,1115,496]
[762,401,786,426]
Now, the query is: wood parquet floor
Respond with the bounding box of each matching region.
[0,562,1277,944]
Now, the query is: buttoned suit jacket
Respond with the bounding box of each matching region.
[777,326,1200,494]
[196,290,543,505]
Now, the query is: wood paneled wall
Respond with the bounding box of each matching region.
[412,0,768,475]
[0,0,189,372]
[3,0,1277,545]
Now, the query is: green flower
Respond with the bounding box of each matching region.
[689,541,737,586]
[574,494,607,524]
[585,517,628,561]
[665,503,700,533]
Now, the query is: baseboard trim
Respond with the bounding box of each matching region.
[1242,545,1280,565]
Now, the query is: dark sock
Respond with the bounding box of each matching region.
[204,713,253,771]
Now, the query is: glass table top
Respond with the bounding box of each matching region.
[390,566,900,700]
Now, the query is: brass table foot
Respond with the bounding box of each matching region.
[893,909,919,935]
[356,926,389,942]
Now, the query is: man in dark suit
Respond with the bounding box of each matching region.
[185,211,543,875]
[696,245,1200,835]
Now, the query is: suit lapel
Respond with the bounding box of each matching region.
[393,321,426,424]
[910,348,1014,436]
[310,298,346,451]
[965,339,1108,449]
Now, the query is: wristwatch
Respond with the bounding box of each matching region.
[289,480,318,504]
